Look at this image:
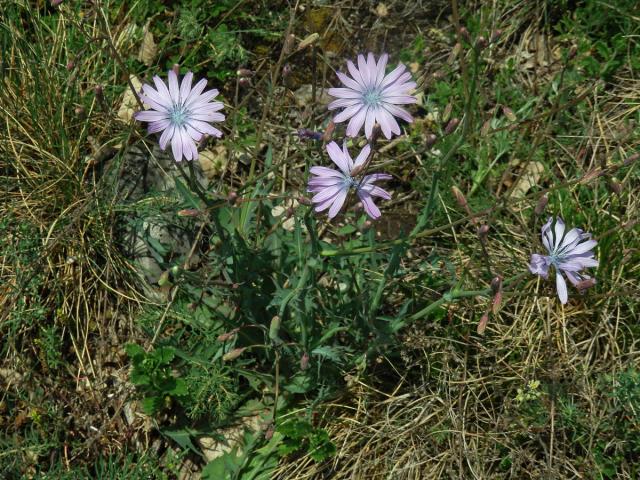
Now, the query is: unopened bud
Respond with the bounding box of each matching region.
[444,118,460,135]
[300,352,310,371]
[477,312,489,335]
[198,134,210,149]
[478,224,490,242]
[217,328,240,342]
[459,27,471,43]
[222,347,246,361]
[269,315,281,343]
[534,195,548,216]
[370,123,383,145]
[172,64,180,75]
[481,119,492,136]
[94,85,104,100]
[568,45,578,60]
[264,424,275,440]
[297,128,322,141]
[283,33,296,55]
[451,186,467,208]
[297,195,312,206]
[492,290,503,314]
[236,68,253,77]
[66,60,74,70]
[580,168,602,184]
[353,202,364,212]
[608,180,622,195]
[490,275,502,294]
[298,33,319,50]
[576,278,596,291]
[282,63,292,77]
[51,0,64,6]
[442,103,453,123]
[490,29,502,43]
[425,133,437,148]
[177,208,200,217]
[475,36,488,50]
[322,121,335,142]
[74,106,85,116]
[227,191,238,205]
[361,220,373,230]
[502,106,516,122]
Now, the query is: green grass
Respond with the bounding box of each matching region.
[1,0,639,478]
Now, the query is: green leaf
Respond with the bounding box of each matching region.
[174,177,202,210]
[141,396,163,415]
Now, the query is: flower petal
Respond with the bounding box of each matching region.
[326,141,351,175]
[328,188,348,219]
[179,71,193,103]
[346,107,367,137]
[358,191,381,219]
[353,144,371,169]
[556,271,568,304]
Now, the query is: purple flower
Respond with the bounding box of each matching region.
[307,142,391,220]
[328,53,417,140]
[529,217,598,304]
[134,70,225,162]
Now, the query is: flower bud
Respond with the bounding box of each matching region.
[490,29,503,43]
[444,118,460,135]
[282,33,296,55]
[66,60,75,70]
[370,123,383,145]
[425,133,437,148]
[451,186,467,208]
[576,278,596,291]
[459,27,471,43]
[264,424,275,440]
[490,275,502,294]
[481,119,492,136]
[568,45,578,60]
[217,328,240,342]
[475,36,488,50]
[322,121,335,142]
[269,315,281,343]
[502,106,516,122]
[227,191,238,205]
[74,106,85,117]
[492,290,503,314]
[222,347,246,361]
[361,220,373,231]
[172,64,180,75]
[297,128,322,141]
[300,352,310,371]
[297,195,312,206]
[94,85,104,101]
[534,195,548,216]
[477,312,489,335]
[478,224,490,242]
[51,0,64,6]
[177,208,200,217]
[282,63,292,77]
[238,77,251,87]
[442,103,453,123]
[236,68,253,77]
[608,179,622,195]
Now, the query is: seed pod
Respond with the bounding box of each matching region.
[477,312,489,335]
[534,195,548,216]
[222,347,246,362]
[444,118,460,135]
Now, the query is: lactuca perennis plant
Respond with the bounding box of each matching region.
[307,142,391,220]
[328,52,417,139]
[135,70,225,162]
[529,216,598,304]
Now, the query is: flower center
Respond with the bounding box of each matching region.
[362,88,382,107]
[169,104,188,126]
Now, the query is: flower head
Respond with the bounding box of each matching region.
[529,217,598,304]
[328,53,417,140]
[307,141,391,220]
[135,70,224,162]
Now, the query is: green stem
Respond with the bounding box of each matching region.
[408,271,528,321]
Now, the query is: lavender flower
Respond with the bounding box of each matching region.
[307,142,391,220]
[529,217,598,304]
[135,70,224,162]
[328,53,417,140]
